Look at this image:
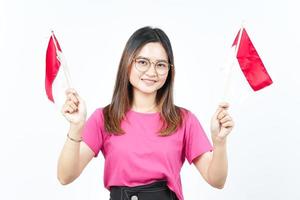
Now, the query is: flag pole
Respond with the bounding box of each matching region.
[221,22,244,102]
[51,31,73,89]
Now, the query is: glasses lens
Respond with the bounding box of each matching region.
[155,62,169,75]
[135,58,150,72]
[134,58,170,75]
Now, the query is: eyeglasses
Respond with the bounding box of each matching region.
[133,56,172,75]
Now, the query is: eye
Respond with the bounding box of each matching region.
[137,59,148,66]
[157,63,167,68]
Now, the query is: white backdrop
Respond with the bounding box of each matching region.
[1,0,299,200]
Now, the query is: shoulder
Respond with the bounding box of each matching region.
[88,107,105,121]
[176,106,197,123]
[176,106,195,117]
[95,107,105,114]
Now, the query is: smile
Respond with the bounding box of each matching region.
[141,79,157,85]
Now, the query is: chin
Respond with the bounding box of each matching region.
[139,88,157,94]
[135,85,159,94]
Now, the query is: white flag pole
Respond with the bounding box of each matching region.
[51,31,73,89]
[221,22,244,102]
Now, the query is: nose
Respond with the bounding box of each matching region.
[145,62,158,76]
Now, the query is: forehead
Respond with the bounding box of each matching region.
[136,42,168,60]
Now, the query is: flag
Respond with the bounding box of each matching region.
[45,32,71,108]
[214,27,273,108]
[45,33,62,102]
[232,28,273,91]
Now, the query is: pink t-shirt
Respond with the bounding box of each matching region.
[82,107,213,200]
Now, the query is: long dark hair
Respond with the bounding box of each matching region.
[103,26,184,136]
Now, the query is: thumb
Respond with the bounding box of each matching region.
[212,102,230,120]
[212,107,223,120]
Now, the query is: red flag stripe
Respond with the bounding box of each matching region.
[232,29,273,91]
[45,33,62,102]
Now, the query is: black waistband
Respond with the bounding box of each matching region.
[109,180,178,200]
[110,179,168,192]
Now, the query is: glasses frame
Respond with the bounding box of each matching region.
[133,56,173,75]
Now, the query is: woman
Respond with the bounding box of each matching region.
[57,26,234,200]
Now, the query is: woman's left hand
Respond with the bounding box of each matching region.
[210,102,235,144]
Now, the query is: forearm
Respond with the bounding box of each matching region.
[57,124,84,184]
[207,140,228,189]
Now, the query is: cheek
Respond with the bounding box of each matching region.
[156,76,168,88]
[129,69,141,86]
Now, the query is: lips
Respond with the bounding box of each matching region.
[141,78,157,82]
[141,78,157,86]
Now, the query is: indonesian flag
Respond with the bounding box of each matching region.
[217,27,273,106]
[232,28,273,91]
[45,32,71,108]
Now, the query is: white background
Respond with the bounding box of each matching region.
[0,0,299,200]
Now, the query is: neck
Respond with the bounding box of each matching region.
[131,89,159,113]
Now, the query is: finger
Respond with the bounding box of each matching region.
[61,105,69,114]
[67,93,79,105]
[68,101,78,111]
[221,121,234,128]
[213,108,222,120]
[68,90,82,104]
[65,104,76,113]
[61,102,76,114]
[213,102,229,119]
[217,110,228,120]
[220,115,231,123]
[213,105,224,119]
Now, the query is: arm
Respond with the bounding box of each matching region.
[193,140,228,189]
[193,102,234,189]
[57,88,95,185]
[57,123,95,185]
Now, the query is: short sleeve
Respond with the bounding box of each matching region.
[184,111,213,164]
[82,108,103,157]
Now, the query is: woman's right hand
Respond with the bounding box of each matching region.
[61,88,87,127]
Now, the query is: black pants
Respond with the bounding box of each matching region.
[109,180,178,200]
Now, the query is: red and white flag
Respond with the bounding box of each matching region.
[232,28,273,91]
[218,26,273,106]
[45,32,72,107]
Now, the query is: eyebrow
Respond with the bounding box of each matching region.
[136,56,168,63]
